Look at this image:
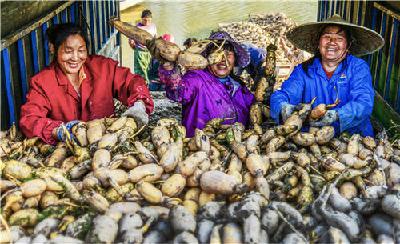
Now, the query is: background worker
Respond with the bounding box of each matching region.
[129,9,158,85]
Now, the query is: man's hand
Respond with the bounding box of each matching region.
[309,110,338,127]
[281,103,296,122]
[122,101,149,127]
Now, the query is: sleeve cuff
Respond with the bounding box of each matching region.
[42,120,63,145]
[337,108,351,132]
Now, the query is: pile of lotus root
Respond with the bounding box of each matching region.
[0,14,399,244]
[1,98,399,243]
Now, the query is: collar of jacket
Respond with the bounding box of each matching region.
[53,59,93,105]
[311,55,352,80]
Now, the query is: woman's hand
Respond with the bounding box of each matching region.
[309,110,338,127]
[129,39,136,49]
[53,120,80,142]
[281,102,296,122]
[122,100,149,127]
[162,61,175,71]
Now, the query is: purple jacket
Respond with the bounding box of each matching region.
[159,68,255,137]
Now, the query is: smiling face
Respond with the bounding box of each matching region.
[141,17,152,26]
[208,50,235,78]
[57,34,87,75]
[319,25,348,63]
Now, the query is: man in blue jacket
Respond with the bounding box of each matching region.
[270,14,384,136]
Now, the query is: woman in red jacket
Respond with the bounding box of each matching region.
[19,23,154,145]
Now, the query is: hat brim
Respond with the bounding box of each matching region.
[206,38,250,68]
[287,21,385,56]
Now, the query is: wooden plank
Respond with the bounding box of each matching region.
[105,1,111,37]
[396,63,400,112]
[384,17,397,102]
[361,0,367,26]
[2,49,16,126]
[101,1,107,44]
[1,1,74,49]
[370,7,379,87]
[343,0,350,22]
[42,23,50,66]
[115,0,121,47]
[53,14,59,25]
[71,3,76,23]
[341,0,344,16]
[87,1,96,54]
[30,30,40,74]
[335,0,340,14]
[368,7,378,66]
[324,0,328,19]
[353,1,359,24]
[17,40,28,103]
[95,1,101,50]
[374,12,387,95]
[357,0,363,25]
[61,8,68,23]
[318,0,321,21]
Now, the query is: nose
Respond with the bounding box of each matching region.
[328,36,338,43]
[71,51,79,60]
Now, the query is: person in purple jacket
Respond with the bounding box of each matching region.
[158,31,255,137]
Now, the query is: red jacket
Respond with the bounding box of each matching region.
[20,55,154,144]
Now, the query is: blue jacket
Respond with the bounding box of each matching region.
[270,55,374,137]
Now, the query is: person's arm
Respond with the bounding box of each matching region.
[270,65,305,123]
[242,43,266,77]
[112,60,154,114]
[19,78,62,145]
[158,63,199,105]
[246,43,266,67]
[336,62,374,132]
[158,62,183,102]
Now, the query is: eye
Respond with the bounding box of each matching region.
[321,34,331,40]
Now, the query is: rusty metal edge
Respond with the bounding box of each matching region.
[374,2,400,20]
[1,1,75,50]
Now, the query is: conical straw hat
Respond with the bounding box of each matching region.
[287,14,384,56]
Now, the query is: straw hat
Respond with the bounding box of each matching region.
[287,14,384,56]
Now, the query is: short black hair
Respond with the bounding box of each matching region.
[319,24,354,48]
[141,9,152,18]
[46,23,89,58]
[183,38,198,48]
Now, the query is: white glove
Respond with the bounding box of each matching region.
[281,102,296,122]
[122,101,149,127]
[309,110,338,127]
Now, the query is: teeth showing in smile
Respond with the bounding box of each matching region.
[217,63,227,69]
